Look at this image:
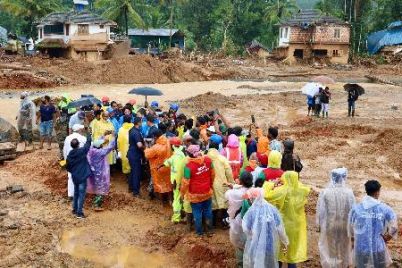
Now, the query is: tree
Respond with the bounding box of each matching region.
[265,0,298,24]
[0,0,63,37]
[96,0,144,35]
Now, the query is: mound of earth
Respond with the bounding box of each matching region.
[0,117,18,142]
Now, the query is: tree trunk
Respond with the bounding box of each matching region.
[169,0,174,47]
[124,6,128,36]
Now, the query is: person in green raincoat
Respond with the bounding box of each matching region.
[164,137,187,223]
[264,171,310,268]
[239,133,249,169]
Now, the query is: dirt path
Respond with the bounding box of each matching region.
[1,80,402,267]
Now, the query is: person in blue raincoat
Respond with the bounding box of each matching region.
[348,180,398,268]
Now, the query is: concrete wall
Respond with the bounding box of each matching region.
[37,23,111,43]
[281,43,349,64]
[313,25,350,44]
[288,25,350,44]
[279,26,290,46]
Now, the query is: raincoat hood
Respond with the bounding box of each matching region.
[207,148,220,160]
[362,195,381,210]
[283,139,294,153]
[282,171,300,188]
[227,134,239,148]
[268,150,282,169]
[330,167,348,187]
[239,135,246,143]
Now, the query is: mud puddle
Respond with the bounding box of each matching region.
[60,228,169,267]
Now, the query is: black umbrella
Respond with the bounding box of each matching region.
[344,83,365,96]
[68,96,101,108]
[128,87,163,106]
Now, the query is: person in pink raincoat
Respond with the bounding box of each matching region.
[221,134,243,182]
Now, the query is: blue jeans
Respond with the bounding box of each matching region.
[279,262,296,268]
[73,180,87,216]
[128,156,142,195]
[348,100,356,110]
[191,198,213,235]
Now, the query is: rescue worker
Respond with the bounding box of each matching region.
[117,115,134,176]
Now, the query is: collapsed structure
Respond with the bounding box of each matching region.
[36,0,119,60]
[367,21,402,56]
[275,9,350,64]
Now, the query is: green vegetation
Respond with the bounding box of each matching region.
[0,0,401,55]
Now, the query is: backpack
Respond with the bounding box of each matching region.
[293,155,303,173]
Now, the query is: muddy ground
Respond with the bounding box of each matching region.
[1,53,402,89]
[1,77,402,267]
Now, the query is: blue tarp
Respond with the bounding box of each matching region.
[367,21,402,55]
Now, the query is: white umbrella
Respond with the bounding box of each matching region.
[301,82,323,97]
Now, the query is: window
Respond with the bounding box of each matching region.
[280,28,283,38]
[43,23,64,35]
[285,27,288,38]
[78,24,89,35]
[100,25,104,29]
[39,28,43,39]
[65,25,70,36]
[334,29,341,39]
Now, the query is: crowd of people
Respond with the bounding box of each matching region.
[16,92,398,268]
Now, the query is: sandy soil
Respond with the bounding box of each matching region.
[1,79,402,267]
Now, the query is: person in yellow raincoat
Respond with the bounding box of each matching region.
[164,137,186,223]
[92,110,116,165]
[144,129,172,201]
[207,141,234,228]
[264,171,310,267]
[117,116,134,175]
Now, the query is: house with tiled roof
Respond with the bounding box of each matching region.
[275,9,350,64]
[36,0,117,60]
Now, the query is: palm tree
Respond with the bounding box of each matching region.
[96,0,144,35]
[0,0,63,37]
[265,0,298,24]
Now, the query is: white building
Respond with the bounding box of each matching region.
[36,4,117,60]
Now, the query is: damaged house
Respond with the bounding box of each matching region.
[36,0,117,60]
[275,9,350,64]
[367,21,402,56]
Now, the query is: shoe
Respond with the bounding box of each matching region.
[76,214,86,219]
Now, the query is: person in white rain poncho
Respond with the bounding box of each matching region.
[242,187,289,268]
[348,180,398,268]
[225,171,254,267]
[63,124,87,198]
[317,168,356,268]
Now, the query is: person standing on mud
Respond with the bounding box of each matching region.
[321,87,331,118]
[317,168,355,268]
[348,88,359,117]
[181,144,215,236]
[66,132,92,219]
[54,107,70,159]
[37,95,57,150]
[16,92,35,151]
[63,124,87,200]
[306,95,315,116]
[87,134,116,211]
[268,127,282,153]
[128,117,145,197]
[348,180,398,268]
[315,88,323,117]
